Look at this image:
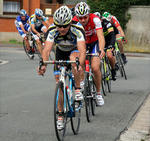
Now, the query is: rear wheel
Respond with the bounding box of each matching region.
[54,82,67,141]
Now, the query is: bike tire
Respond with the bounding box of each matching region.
[90,76,96,116]
[83,72,92,122]
[33,40,43,58]
[23,40,34,60]
[120,56,127,80]
[70,95,81,135]
[106,63,111,93]
[100,62,107,96]
[54,81,67,141]
[116,53,127,80]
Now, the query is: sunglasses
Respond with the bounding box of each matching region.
[78,15,88,20]
[56,24,70,28]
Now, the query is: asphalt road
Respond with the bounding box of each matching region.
[0,47,150,141]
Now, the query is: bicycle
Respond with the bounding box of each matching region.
[83,51,97,122]
[39,57,82,141]
[100,49,112,96]
[23,33,43,59]
[115,37,127,80]
[23,33,55,60]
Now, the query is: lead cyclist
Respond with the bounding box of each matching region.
[38,6,86,130]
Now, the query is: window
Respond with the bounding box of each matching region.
[3,0,22,15]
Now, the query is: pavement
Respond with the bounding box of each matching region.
[117,94,150,141]
[0,43,150,141]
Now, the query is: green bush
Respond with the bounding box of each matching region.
[87,0,150,29]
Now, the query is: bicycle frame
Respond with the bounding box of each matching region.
[42,60,82,117]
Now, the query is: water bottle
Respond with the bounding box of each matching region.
[67,87,72,105]
[85,60,89,72]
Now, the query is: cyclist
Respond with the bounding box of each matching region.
[103,12,128,64]
[94,12,116,81]
[70,6,76,17]
[30,8,50,55]
[38,6,86,130]
[73,2,105,106]
[15,9,33,57]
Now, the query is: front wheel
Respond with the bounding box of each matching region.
[54,81,67,141]
[23,40,34,60]
[71,100,81,135]
[83,72,92,122]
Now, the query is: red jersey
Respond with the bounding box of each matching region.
[72,13,102,44]
[110,16,120,28]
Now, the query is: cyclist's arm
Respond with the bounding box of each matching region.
[77,41,86,67]
[42,40,54,65]
[117,25,125,38]
[96,29,105,55]
[44,20,51,28]
[20,23,28,33]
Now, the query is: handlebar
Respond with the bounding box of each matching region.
[39,57,80,71]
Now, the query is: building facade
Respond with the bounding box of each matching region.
[0,0,86,42]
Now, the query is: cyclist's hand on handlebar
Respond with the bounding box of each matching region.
[37,65,46,75]
[99,50,105,59]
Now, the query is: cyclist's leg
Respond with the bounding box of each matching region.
[70,50,83,101]
[23,24,31,50]
[90,41,104,106]
[107,49,116,81]
[32,26,43,55]
[16,26,30,51]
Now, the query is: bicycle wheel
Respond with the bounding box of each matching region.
[106,63,111,93]
[90,75,96,116]
[116,52,127,80]
[83,72,92,122]
[23,40,34,59]
[71,86,81,135]
[54,81,67,141]
[100,62,107,96]
[33,40,43,58]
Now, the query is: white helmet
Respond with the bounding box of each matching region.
[75,2,90,17]
[35,8,43,17]
[53,6,72,25]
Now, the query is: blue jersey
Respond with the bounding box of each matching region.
[15,15,30,27]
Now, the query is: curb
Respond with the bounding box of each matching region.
[117,94,150,141]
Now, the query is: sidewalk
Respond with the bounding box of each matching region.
[117,94,150,141]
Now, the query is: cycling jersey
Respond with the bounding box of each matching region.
[72,13,102,44]
[15,15,30,37]
[101,19,115,49]
[15,15,30,27]
[45,21,85,76]
[45,21,85,52]
[30,14,47,28]
[110,15,120,28]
